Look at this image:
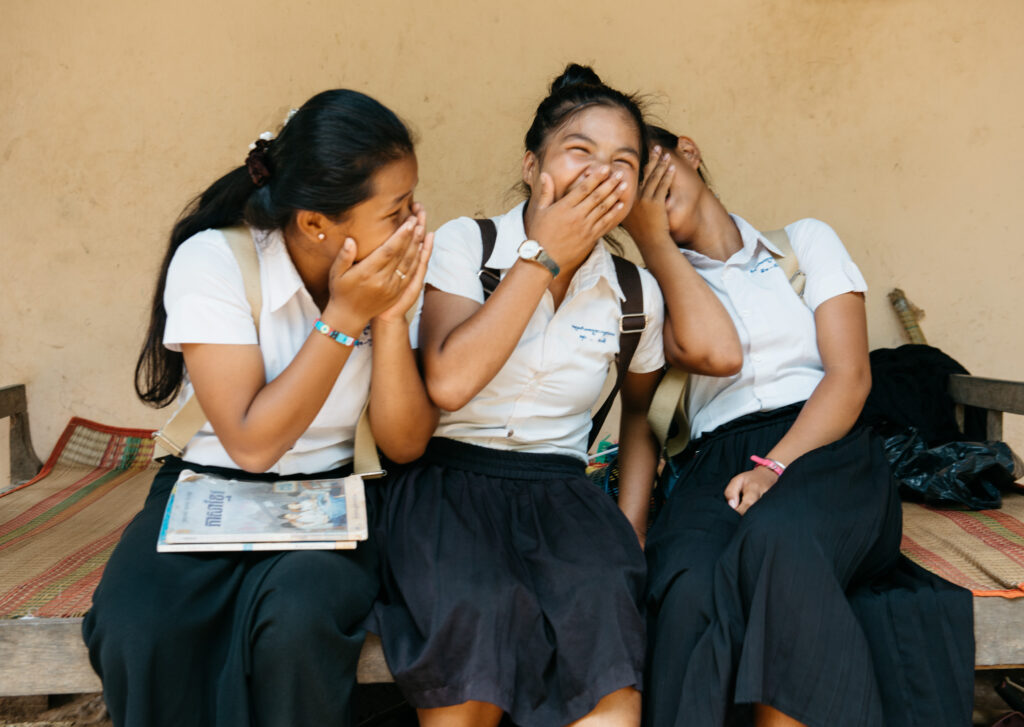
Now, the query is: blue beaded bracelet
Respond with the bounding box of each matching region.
[313,319,356,346]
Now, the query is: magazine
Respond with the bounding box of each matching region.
[157,469,368,553]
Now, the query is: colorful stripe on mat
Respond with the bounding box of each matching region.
[0,525,126,618]
[0,417,159,618]
[901,496,1024,599]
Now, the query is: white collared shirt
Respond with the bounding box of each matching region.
[421,202,665,461]
[685,215,868,438]
[162,227,372,474]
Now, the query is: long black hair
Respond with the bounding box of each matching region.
[524,63,649,178]
[135,89,414,407]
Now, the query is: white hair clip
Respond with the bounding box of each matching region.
[283,108,299,126]
[248,131,275,151]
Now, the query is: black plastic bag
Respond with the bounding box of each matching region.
[883,427,1019,509]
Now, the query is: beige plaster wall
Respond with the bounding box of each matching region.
[2,0,1022,475]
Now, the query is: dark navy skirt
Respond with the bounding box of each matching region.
[372,437,647,726]
[83,457,381,727]
[644,406,974,727]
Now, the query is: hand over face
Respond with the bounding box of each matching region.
[623,145,676,250]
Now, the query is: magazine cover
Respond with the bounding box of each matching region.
[157,470,368,552]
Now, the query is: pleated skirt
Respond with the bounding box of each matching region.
[82,457,381,727]
[371,437,647,726]
[644,405,974,727]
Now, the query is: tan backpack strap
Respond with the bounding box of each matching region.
[763,227,806,297]
[153,227,262,459]
[648,368,687,447]
[353,402,385,478]
[221,226,263,325]
[152,394,208,459]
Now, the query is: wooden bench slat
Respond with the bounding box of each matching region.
[0,619,393,697]
[4,595,1022,696]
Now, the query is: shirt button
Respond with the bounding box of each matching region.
[740,309,750,317]
[507,429,515,438]
[752,354,763,363]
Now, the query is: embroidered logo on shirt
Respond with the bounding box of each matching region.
[750,257,780,275]
[572,324,616,343]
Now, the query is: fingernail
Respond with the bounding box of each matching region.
[614,171,624,180]
[618,182,627,191]
[601,165,610,174]
[662,153,670,161]
[728,498,738,509]
[669,164,675,171]
[653,145,661,155]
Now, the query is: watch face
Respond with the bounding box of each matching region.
[518,239,541,259]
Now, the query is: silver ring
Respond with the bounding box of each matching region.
[395,269,407,280]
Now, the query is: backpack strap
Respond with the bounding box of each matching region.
[762,227,806,297]
[152,226,383,477]
[647,226,806,456]
[588,255,646,450]
[470,217,646,451]
[153,226,262,460]
[475,218,501,300]
[648,367,691,457]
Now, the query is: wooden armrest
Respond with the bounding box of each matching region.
[949,375,1024,415]
[0,385,29,420]
[0,384,43,486]
[949,374,1024,442]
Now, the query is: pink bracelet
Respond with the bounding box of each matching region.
[750,455,787,477]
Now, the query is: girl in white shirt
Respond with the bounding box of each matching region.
[83,90,437,727]
[371,66,737,727]
[626,126,973,727]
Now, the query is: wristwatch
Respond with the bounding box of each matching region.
[517,239,561,278]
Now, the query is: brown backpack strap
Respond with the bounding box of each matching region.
[589,255,646,449]
[475,218,501,300]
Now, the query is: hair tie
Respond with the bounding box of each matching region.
[246,131,274,186]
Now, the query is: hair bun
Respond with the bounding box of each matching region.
[550,63,603,93]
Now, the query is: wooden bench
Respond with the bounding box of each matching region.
[1,376,1022,696]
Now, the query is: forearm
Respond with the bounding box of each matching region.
[186,304,369,471]
[615,370,662,543]
[764,369,871,468]
[765,293,871,468]
[643,240,741,375]
[616,408,658,543]
[423,262,552,410]
[368,317,439,463]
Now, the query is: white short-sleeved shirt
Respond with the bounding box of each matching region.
[685,215,868,438]
[420,202,665,461]
[163,227,373,474]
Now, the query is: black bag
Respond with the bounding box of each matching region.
[883,427,1020,509]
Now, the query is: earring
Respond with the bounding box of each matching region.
[317,233,325,241]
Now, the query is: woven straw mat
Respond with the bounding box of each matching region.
[0,418,157,618]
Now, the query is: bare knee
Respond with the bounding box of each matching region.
[569,686,640,726]
[416,700,503,727]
